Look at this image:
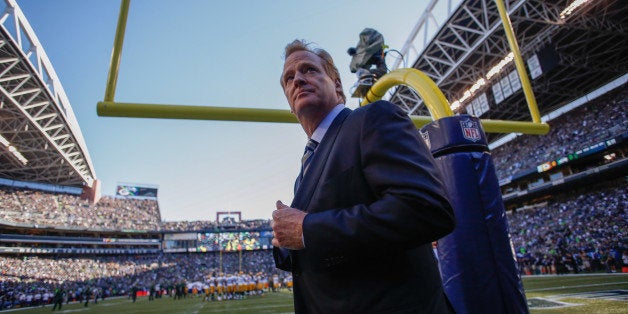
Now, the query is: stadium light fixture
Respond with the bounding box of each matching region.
[560,0,593,19]
[450,52,513,111]
[0,133,28,166]
[486,52,514,80]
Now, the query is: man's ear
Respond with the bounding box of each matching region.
[335,79,342,93]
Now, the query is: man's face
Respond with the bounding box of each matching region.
[281,50,342,119]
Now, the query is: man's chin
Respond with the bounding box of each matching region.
[294,99,318,113]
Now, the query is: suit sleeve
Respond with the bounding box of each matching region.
[302,101,455,259]
[273,247,292,271]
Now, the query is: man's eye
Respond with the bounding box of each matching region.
[285,76,294,82]
[306,67,316,73]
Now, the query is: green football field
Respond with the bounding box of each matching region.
[8,273,627,314]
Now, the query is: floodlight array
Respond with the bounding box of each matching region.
[0,133,28,165]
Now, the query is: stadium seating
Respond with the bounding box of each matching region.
[492,90,627,180]
[0,188,161,231]
[0,186,271,232]
[508,179,626,275]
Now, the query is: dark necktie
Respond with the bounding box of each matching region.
[295,138,318,193]
[301,138,319,176]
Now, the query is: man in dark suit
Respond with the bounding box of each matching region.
[272,39,455,313]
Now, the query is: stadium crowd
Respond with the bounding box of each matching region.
[0,250,289,310]
[0,189,161,231]
[0,186,272,232]
[491,90,627,180]
[508,180,627,275]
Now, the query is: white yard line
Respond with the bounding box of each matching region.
[528,297,582,309]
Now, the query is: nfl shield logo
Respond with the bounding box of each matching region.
[460,119,481,142]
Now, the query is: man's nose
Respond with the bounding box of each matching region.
[293,72,306,86]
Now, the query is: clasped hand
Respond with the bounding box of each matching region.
[271,200,306,250]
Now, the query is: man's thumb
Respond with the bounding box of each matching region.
[276,200,288,209]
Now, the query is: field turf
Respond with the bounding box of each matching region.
[7,273,627,313]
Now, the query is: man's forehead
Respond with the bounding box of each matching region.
[284,50,322,69]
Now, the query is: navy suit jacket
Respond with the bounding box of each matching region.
[274,100,455,313]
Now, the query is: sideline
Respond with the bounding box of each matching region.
[0,296,127,312]
[526,281,628,292]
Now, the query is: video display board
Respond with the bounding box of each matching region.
[116,183,158,199]
[197,231,272,252]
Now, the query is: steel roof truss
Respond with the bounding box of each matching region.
[21,100,47,110]
[0,5,96,186]
[8,73,30,93]
[47,125,65,139]
[446,26,471,50]
[0,58,18,77]
[423,57,445,78]
[58,142,75,150]
[434,38,468,52]
[40,115,59,129]
[448,23,484,38]
[434,42,457,65]
[391,0,528,114]
[462,5,488,33]
[0,57,17,64]
[30,101,51,120]
[33,112,56,122]
[518,1,560,23]
[10,87,38,97]
[0,72,28,83]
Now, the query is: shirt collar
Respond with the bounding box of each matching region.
[311,104,345,143]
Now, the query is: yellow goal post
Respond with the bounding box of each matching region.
[97,0,548,136]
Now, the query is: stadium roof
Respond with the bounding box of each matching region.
[388,0,627,142]
[0,0,95,188]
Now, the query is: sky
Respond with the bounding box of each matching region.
[15,0,433,222]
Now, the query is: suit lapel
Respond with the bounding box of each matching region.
[292,108,351,210]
